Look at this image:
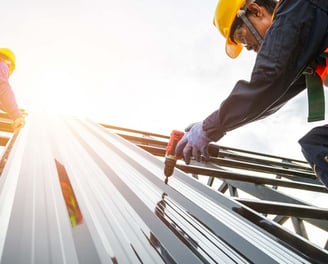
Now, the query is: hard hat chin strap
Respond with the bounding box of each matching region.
[237,10,264,46]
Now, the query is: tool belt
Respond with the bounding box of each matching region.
[304,48,328,122]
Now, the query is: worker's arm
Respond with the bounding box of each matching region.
[0,61,22,120]
[254,75,306,120]
[203,0,328,141]
[203,74,306,140]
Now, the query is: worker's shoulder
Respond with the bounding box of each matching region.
[310,0,328,11]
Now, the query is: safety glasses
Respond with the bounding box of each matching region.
[229,9,257,45]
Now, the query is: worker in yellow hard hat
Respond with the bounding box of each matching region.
[176,0,328,188]
[0,48,24,130]
[213,0,276,59]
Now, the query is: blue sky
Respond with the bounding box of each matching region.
[2,0,328,160]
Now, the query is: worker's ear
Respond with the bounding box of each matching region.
[247,3,263,18]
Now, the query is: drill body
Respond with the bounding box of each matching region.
[164,130,184,183]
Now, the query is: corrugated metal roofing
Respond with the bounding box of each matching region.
[0,113,327,263]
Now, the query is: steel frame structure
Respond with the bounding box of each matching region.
[0,112,326,263]
[101,124,328,252]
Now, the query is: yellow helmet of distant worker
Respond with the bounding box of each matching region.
[0,48,16,75]
[213,0,251,58]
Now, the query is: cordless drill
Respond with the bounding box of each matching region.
[164,130,184,184]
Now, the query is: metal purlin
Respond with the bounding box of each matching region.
[0,113,327,263]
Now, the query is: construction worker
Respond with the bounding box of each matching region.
[176,0,328,187]
[0,48,24,130]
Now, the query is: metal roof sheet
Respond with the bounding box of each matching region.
[0,113,327,263]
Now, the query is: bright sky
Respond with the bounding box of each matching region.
[2,0,328,159]
[2,0,328,249]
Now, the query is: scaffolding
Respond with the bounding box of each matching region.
[0,112,327,263]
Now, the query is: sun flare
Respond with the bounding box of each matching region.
[36,70,90,116]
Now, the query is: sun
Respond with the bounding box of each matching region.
[36,69,90,116]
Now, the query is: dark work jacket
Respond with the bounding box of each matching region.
[298,125,328,187]
[203,0,328,141]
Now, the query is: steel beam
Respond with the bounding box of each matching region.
[0,113,327,263]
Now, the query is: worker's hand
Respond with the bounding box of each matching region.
[175,122,211,164]
[12,116,25,130]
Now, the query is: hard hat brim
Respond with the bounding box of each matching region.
[213,0,247,59]
[226,35,243,59]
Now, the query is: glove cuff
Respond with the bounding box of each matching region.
[202,118,225,141]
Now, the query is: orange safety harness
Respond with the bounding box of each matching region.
[315,48,328,87]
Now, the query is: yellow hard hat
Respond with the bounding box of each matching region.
[213,0,249,58]
[0,48,16,74]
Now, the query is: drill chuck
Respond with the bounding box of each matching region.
[164,156,177,177]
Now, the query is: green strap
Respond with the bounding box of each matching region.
[305,71,325,122]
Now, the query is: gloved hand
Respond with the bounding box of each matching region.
[175,122,212,164]
[12,116,25,130]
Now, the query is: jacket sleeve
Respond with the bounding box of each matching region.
[203,75,306,141]
[0,62,22,120]
[203,0,328,141]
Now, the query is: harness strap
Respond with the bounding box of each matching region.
[305,70,325,122]
[305,49,328,122]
